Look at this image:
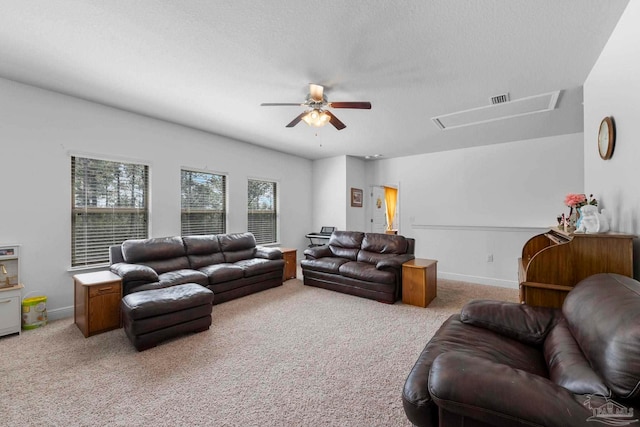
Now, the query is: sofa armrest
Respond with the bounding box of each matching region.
[110,262,159,283]
[460,299,560,345]
[429,352,591,427]
[255,246,282,260]
[376,254,415,270]
[303,245,332,259]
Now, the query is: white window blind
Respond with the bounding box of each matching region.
[71,156,149,267]
[247,179,277,244]
[181,170,226,236]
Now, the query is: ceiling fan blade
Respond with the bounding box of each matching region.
[325,111,346,130]
[286,112,307,128]
[309,84,324,102]
[329,101,372,109]
[261,103,303,106]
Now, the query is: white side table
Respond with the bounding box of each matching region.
[0,283,24,337]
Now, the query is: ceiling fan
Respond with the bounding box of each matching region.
[261,84,371,130]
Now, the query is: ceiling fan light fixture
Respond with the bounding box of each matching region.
[301,109,330,127]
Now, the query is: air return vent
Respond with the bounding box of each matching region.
[432,91,560,130]
[490,93,509,105]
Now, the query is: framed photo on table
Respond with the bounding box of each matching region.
[351,188,363,207]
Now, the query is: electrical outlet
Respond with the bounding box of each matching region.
[487,254,494,262]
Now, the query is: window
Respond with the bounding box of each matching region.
[71,156,149,267]
[181,169,226,235]
[247,179,277,244]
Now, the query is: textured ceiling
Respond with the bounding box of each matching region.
[0,1,630,160]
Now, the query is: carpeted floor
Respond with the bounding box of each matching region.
[0,277,517,426]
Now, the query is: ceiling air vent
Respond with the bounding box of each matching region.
[432,90,560,130]
[490,93,509,105]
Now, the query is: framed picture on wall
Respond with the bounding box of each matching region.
[351,188,363,207]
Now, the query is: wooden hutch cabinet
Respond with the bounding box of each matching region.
[518,228,635,308]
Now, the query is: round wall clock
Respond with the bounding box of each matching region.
[598,116,615,160]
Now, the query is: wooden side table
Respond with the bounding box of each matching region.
[277,247,297,280]
[402,259,438,308]
[0,283,24,337]
[73,271,122,337]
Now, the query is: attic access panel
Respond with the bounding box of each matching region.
[432,91,560,130]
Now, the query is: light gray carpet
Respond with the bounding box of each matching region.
[0,277,517,426]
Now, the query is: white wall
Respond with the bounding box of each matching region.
[346,156,367,231]
[311,156,347,231]
[310,155,368,232]
[0,78,313,318]
[367,133,584,287]
[584,0,640,276]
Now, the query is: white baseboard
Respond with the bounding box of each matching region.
[438,271,518,289]
[47,305,74,321]
[42,277,517,320]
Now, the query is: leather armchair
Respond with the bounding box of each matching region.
[403,273,640,427]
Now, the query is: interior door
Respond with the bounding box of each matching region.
[370,186,387,233]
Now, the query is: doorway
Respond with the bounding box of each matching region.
[369,185,398,233]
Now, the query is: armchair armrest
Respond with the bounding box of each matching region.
[376,254,415,270]
[110,262,159,283]
[429,352,591,427]
[255,246,282,260]
[460,299,560,345]
[303,245,332,259]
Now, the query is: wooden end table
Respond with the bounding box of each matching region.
[277,247,297,280]
[402,259,438,308]
[73,271,122,337]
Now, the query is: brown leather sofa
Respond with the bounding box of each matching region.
[110,232,284,304]
[403,273,640,427]
[300,231,415,303]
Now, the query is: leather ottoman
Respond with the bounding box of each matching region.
[121,283,214,351]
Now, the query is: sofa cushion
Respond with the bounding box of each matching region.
[122,236,186,263]
[121,283,213,320]
[460,300,559,346]
[338,261,395,284]
[356,250,396,265]
[142,257,191,275]
[219,232,257,263]
[300,257,349,274]
[362,233,408,254]
[199,263,245,284]
[182,235,225,269]
[544,319,610,396]
[235,258,284,277]
[328,231,364,260]
[563,273,640,399]
[121,236,190,274]
[158,269,208,287]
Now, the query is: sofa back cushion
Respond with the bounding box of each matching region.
[328,231,364,261]
[563,273,640,399]
[121,236,190,274]
[544,319,610,396]
[182,235,225,269]
[219,232,257,263]
[357,233,408,264]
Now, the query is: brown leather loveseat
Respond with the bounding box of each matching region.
[403,273,640,427]
[110,232,284,304]
[301,231,415,303]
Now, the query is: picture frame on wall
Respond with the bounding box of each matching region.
[351,188,363,207]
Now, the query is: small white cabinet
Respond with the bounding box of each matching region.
[0,284,23,337]
[0,245,23,337]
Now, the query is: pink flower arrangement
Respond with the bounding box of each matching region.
[564,193,587,208]
[564,193,598,208]
[560,193,599,230]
